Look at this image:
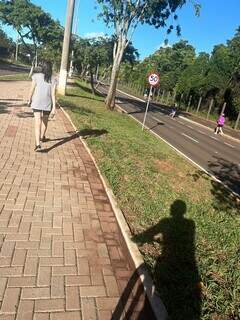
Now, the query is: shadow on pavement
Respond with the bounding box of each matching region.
[111,265,159,320]
[133,200,202,320]
[16,111,33,118]
[0,98,23,101]
[40,129,108,153]
[0,101,13,114]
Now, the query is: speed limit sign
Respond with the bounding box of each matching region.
[148,72,160,87]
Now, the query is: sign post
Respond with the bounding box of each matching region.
[142,72,160,130]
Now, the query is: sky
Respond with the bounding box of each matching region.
[3,0,240,60]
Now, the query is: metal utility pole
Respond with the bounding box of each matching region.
[58,0,75,95]
[15,34,19,61]
[69,0,80,77]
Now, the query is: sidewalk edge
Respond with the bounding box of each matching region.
[58,103,168,320]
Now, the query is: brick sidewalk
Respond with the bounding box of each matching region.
[0,81,155,320]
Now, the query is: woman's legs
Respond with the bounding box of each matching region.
[33,111,41,147]
[41,113,50,140]
[215,125,220,134]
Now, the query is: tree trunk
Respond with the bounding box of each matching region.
[105,63,119,110]
[90,69,96,95]
[80,66,86,78]
[105,38,126,110]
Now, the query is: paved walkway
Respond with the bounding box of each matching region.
[0,81,155,320]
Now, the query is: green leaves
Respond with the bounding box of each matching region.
[0,0,63,55]
[96,0,195,32]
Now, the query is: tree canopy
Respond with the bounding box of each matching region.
[0,26,14,57]
[0,0,63,59]
[96,0,200,109]
[119,27,240,119]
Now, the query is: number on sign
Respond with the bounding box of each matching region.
[148,73,160,86]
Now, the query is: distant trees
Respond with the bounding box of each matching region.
[96,0,200,109]
[0,0,63,66]
[73,35,139,94]
[120,28,240,120]
[0,27,14,58]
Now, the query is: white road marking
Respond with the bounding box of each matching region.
[181,133,199,143]
[178,121,185,125]
[224,142,235,148]
[210,136,218,141]
[196,130,207,135]
[187,125,193,129]
[151,115,165,124]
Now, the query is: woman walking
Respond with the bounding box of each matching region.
[28,61,57,151]
[214,113,225,135]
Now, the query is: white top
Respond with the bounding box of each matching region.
[31,73,57,111]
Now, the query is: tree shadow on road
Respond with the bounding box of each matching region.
[133,200,202,320]
[190,156,240,212]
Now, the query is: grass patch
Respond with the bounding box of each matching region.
[0,73,29,81]
[59,80,239,320]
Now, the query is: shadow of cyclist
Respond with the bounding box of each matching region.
[133,200,202,320]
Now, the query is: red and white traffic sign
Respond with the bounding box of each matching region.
[148,72,160,87]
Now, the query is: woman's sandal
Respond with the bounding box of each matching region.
[34,145,41,152]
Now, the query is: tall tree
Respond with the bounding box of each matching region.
[97,0,200,109]
[73,35,139,92]
[0,26,14,57]
[0,0,63,63]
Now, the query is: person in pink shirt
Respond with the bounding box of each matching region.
[214,114,225,135]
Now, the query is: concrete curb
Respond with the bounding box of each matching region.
[58,102,168,320]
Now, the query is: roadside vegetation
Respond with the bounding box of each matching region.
[59,80,239,320]
[117,30,240,127]
[0,73,29,81]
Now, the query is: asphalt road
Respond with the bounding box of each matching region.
[0,63,29,76]
[98,84,240,196]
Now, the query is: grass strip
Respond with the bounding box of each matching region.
[0,73,29,81]
[59,80,239,320]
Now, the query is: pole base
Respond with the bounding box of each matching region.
[58,69,68,95]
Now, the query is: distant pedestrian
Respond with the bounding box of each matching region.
[169,104,177,118]
[214,113,225,135]
[28,61,57,151]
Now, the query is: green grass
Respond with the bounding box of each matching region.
[0,58,30,67]
[0,73,29,81]
[59,80,239,320]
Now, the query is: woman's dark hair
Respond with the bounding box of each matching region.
[41,61,52,83]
